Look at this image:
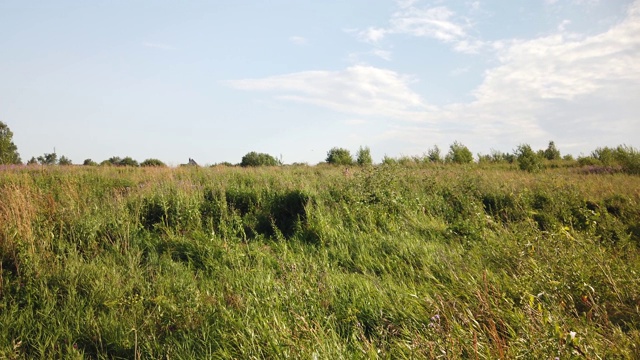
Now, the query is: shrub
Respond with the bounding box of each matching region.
[427,145,442,163]
[544,141,561,160]
[515,144,542,172]
[326,147,354,165]
[445,141,473,164]
[240,152,280,167]
[58,156,73,166]
[0,121,21,164]
[356,146,373,166]
[141,158,167,167]
[83,159,98,166]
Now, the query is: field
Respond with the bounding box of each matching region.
[0,164,639,359]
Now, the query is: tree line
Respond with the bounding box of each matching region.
[1,121,638,174]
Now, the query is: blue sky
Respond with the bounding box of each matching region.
[1,0,638,165]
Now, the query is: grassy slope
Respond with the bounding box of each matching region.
[0,165,639,359]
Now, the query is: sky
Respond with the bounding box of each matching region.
[1,0,639,166]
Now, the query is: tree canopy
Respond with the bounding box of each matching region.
[0,121,21,165]
[240,152,280,167]
[326,147,354,166]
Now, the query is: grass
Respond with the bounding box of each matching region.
[0,164,639,358]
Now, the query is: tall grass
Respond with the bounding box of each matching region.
[0,165,639,358]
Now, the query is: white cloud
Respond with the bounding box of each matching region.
[385,0,640,153]
[142,42,175,50]
[353,3,485,53]
[390,6,467,42]
[227,65,431,121]
[357,27,387,44]
[289,36,308,45]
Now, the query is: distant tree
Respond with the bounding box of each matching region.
[141,158,166,167]
[326,147,354,165]
[0,121,22,164]
[58,156,73,166]
[381,155,397,165]
[100,156,138,166]
[515,144,543,172]
[544,141,561,160]
[27,157,38,165]
[562,154,574,161]
[427,145,442,163]
[37,153,58,165]
[240,151,280,167]
[83,159,98,166]
[445,141,473,164]
[119,157,139,167]
[356,146,373,166]
[477,153,492,164]
[591,147,616,166]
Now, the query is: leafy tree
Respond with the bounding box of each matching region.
[83,159,98,166]
[356,146,373,166]
[381,155,397,165]
[141,158,166,167]
[27,157,38,165]
[58,156,73,166]
[515,144,543,172]
[445,141,473,164]
[119,157,139,167]
[562,154,574,161]
[427,145,442,163]
[101,156,139,167]
[0,121,22,164]
[544,141,561,160]
[326,147,354,165]
[37,153,58,165]
[240,152,280,167]
[591,147,616,166]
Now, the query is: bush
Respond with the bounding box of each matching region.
[427,145,442,163]
[83,159,98,166]
[544,141,561,160]
[141,158,167,167]
[445,141,473,164]
[515,144,542,172]
[58,156,73,166]
[240,152,280,167]
[326,147,354,165]
[356,146,373,166]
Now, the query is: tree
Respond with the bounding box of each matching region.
[119,157,139,167]
[58,156,73,166]
[445,141,473,164]
[83,159,98,166]
[544,141,561,160]
[326,147,354,165]
[141,158,166,167]
[27,157,38,165]
[37,152,58,165]
[0,121,22,164]
[427,145,442,163]
[515,144,543,173]
[356,146,373,166]
[240,151,280,167]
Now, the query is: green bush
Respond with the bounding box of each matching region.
[240,151,280,167]
[445,141,473,164]
[515,144,542,172]
[356,146,372,166]
[141,158,166,167]
[326,147,354,165]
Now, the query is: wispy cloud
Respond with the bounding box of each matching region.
[227,65,431,121]
[289,36,308,45]
[386,0,640,152]
[354,3,484,54]
[142,42,176,50]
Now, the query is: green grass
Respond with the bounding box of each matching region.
[1,164,639,358]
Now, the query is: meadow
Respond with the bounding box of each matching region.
[0,164,639,359]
